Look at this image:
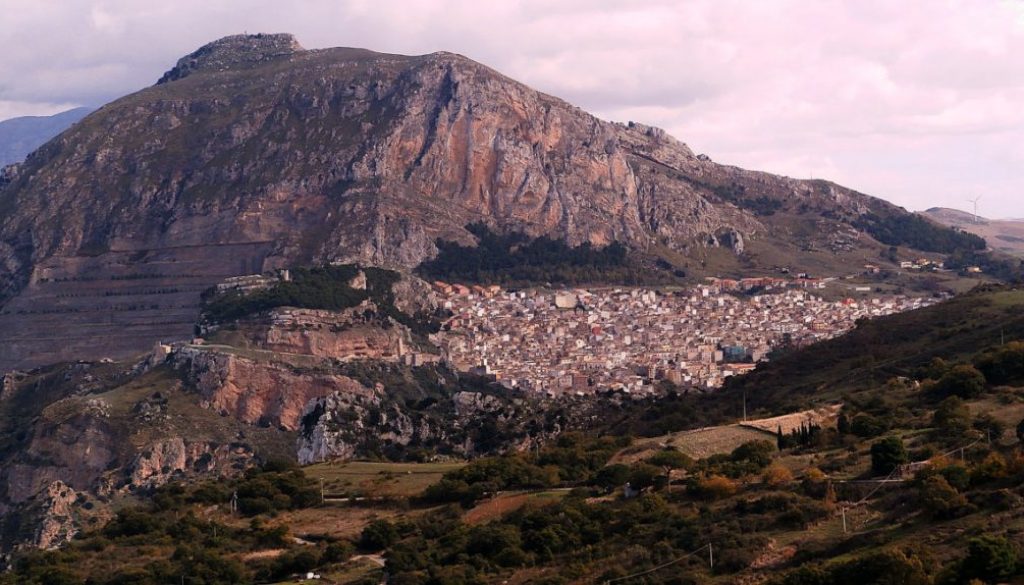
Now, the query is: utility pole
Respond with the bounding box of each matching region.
[320,477,325,505]
[742,390,747,422]
[708,542,714,570]
[841,506,848,534]
[967,195,982,224]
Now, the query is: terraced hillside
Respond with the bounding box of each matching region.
[0,242,272,369]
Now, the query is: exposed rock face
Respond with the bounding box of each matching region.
[0,361,287,553]
[157,33,304,84]
[174,346,372,430]
[297,389,418,464]
[0,33,937,371]
[128,438,253,489]
[32,481,78,550]
[4,404,119,504]
[254,305,411,360]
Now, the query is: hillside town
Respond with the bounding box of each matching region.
[430,280,938,396]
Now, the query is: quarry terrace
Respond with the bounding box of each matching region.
[430,281,936,396]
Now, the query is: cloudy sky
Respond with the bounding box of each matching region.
[3,0,1023,217]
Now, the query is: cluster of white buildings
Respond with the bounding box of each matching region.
[429,282,935,396]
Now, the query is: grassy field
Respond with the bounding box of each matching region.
[463,490,570,525]
[270,556,384,585]
[304,461,466,498]
[741,405,841,435]
[614,424,776,463]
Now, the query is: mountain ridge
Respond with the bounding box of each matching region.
[0,33,989,372]
[0,107,92,168]
[922,206,1024,258]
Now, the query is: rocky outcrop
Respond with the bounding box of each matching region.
[255,305,411,360]
[32,481,78,550]
[157,33,303,85]
[128,438,254,489]
[174,346,372,430]
[297,389,417,464]
[4,404,119,504]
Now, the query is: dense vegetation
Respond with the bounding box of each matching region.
[200,264,442,334]
[1,462,349,585]
[720,285,1024,416]
[944,247,1024,281]
[854,212,986,254]
[417,223,681,285]
[420,433,629,506]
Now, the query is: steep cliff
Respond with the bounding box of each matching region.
[0,33,972,371]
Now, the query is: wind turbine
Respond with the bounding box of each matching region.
[966,195,982,224]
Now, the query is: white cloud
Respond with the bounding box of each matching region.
[1,0,1022,216]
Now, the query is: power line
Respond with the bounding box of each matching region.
[603,543,712,584]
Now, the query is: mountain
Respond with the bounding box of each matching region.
[0,107,92,168]
[923,206,1024,258]
[0,33,987,372]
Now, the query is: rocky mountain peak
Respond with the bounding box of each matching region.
[156,32,304,84]
[0,35,982,372]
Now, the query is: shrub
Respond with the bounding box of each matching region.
[971,452,1008,484]
[959,536,1018,583]
[932,396,971,439]
[763,464,794,487]
[918,475,967,519]
[973,341,1024,385]
[694,475,738,500]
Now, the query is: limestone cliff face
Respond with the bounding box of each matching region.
[32,481,79,550]
[254,306,411,360]
[0,33,927,371]
[174,346,372,430]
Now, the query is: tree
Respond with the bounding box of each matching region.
[870,437,908,476]
[959,535,1018,583]
[932,396,971,439]
[731,440,776,468]
[974,341,1024,385]
[850,413,887,438]
[360,519,399,551]
[695,474,738,500]
[932,364,987,399]
[627,463,664,491]
[593,464,631,491]
[837,413,850,435]
[644,449,692,470]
